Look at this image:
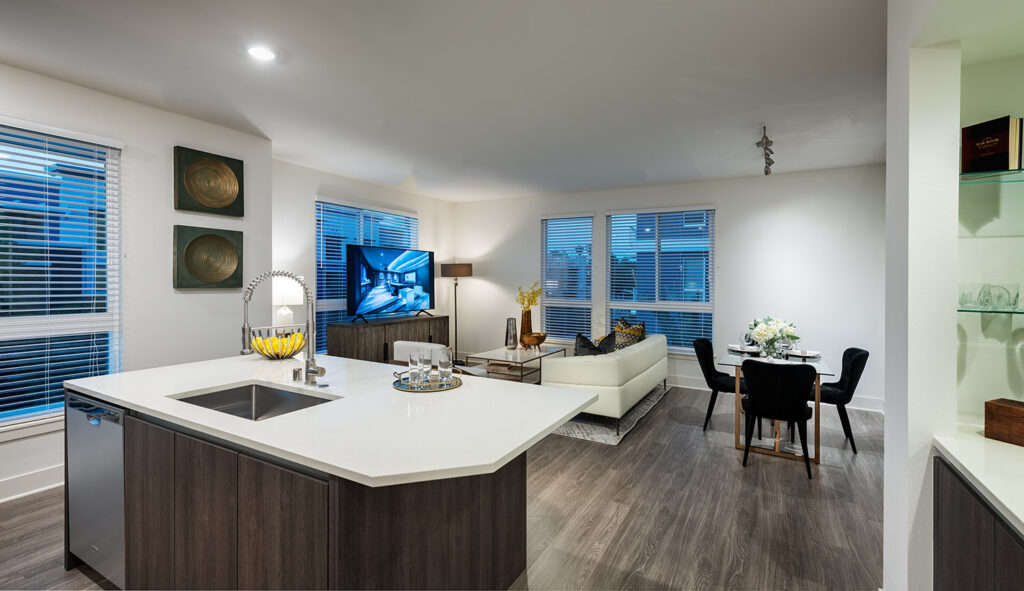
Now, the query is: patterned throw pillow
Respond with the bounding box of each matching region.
[613,317,646,350]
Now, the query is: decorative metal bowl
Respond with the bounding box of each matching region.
[250,325,305,360]
[521,332,547,349]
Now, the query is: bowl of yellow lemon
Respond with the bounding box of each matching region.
[249,326,306,360]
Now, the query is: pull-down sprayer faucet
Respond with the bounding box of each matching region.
[240,270,325,386]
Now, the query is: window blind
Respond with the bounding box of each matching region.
[0,124,121,424]
[541,216,593,340]
[607,209,714,352]
[314,201,418,352]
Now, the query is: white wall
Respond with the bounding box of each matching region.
[452,165,886,409]
[0,63,274,502]
[957,53,1024,424]
[271,159,457,324]
[884,0,959,586]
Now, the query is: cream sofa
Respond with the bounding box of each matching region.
[541,333,668,420]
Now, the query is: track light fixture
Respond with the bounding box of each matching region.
[756,126,774,175]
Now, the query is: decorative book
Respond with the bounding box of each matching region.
[962,115,1021,173]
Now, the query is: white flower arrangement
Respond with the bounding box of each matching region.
[747,316,800,353]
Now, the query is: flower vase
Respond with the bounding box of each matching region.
[519,309,533,348]
[761,341,779,359]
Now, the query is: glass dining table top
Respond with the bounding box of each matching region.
[717,350,834,377]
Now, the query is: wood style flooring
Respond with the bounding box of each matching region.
[0,387,882,590]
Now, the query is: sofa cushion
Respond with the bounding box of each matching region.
[574,333,615,356]
[613,317,646,350]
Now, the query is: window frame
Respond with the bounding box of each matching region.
[313,197,419,352]
[540,213,595,342]
[605,205,716,354]
[0,122,123,426]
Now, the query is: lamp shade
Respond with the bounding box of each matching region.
[440,263,473,278]
[273,275,305,306]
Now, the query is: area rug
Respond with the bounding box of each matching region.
[552,386,669,445]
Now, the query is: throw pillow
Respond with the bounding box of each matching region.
[574,333,616,356]
[613,317,646,350]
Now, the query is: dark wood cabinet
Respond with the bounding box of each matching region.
[122,413,523,590]
[238,455,329,590]
[124,416,175,590]
[174,432,238,590]
[934,456,1024,591]
[328,315,449,362]
[329,453,526,590]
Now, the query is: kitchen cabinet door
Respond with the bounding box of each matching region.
[237,455,329,590]
[174,432,238,590]
[994,518,1024,591]
[124,416,175,590]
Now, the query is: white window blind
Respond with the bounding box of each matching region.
[607,208,714,352]
[314,200,418,352]
[541,216,593,340]
[0,124,122,425]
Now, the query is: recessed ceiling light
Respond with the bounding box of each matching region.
[247,45,276,62]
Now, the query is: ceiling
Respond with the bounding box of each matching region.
[0,0,886,202]
[916,0,1024,64]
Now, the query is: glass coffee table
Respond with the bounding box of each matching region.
[465,346,567,383]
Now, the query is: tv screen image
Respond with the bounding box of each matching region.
[346,244,435,316]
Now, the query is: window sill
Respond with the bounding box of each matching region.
[0,415,63,444]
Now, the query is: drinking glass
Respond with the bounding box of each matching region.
[418,348,433,383]
[438,347,453,383]
[408,351,422,384]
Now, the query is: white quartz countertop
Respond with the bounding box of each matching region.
[65,354,597,487]
[933,425,1024,535]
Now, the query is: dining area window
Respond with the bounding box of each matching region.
[606,208,714,352]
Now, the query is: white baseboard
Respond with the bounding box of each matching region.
[847,396,884,413]
[0,464,64,504]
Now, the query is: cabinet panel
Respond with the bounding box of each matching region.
[238,455,329,590]
[994,519,1024,591]
[934,457,995,590]
[124,416,175,590]
[174,433,238,590]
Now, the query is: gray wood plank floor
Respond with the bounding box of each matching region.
[0,387,882,590]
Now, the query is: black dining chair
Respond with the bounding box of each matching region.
[809,347,869,454]
[741,360,817,479]
[693,338,748,432]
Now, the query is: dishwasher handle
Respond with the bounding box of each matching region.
[68,394,124,426]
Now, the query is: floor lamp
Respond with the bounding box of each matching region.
[440,263,473,365]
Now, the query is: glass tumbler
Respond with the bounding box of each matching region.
[438,347,453,383]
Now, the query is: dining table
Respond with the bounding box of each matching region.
[716,348,834,463]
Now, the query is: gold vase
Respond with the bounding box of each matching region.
[519,309,533,348]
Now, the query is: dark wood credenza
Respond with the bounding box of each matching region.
[933,455,1024,590]
[327,315,448,362]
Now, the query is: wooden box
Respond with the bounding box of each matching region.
[984,398,1024,447]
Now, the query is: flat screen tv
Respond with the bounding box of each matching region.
[346,244,435,316]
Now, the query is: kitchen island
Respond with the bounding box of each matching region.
[63,354,596,590]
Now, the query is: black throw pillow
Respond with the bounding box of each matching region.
[574,333,616,356]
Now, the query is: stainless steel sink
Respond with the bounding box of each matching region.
[177,384,334,421]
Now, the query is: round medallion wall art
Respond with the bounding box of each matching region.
[172,145,245,289]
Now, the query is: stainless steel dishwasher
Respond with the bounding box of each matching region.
[66,393,125,590]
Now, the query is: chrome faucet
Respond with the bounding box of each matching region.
[241,270,325,386]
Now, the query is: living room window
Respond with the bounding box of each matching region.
[541,216,593,340]
[0,124,122,425]
[314,200,418,352]
[606,208,714,353]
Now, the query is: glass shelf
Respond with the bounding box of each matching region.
[960,169,1024,185]
[957,308,1024,315]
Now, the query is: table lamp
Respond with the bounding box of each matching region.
[440,263,473,365]
[273,275,305,326]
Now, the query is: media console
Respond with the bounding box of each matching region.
[327,315,448,362]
